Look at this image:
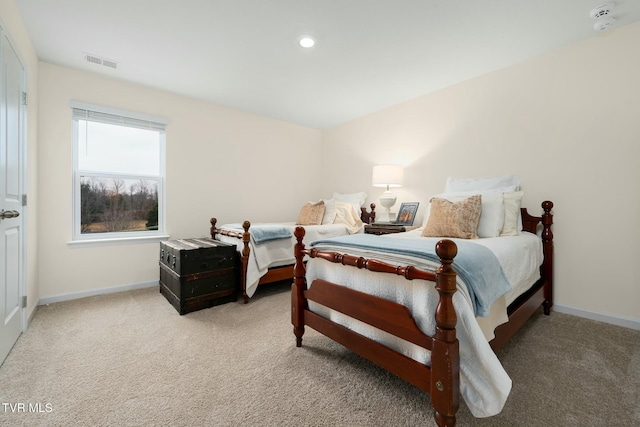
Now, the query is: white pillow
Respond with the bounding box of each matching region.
[500,191,524,236]
[425,191,505,238]
[333,200,364,234]
[333,192,367,211]
[321,199,337,225]
[474,192,505,238]
[444,174,520,193]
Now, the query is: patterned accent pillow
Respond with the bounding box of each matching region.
[296,201,326,225]
[421,195,482,239]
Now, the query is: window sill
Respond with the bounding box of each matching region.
[68,234,170,249]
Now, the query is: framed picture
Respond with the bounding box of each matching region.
[395,202,419,226]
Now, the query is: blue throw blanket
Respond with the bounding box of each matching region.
[310,234,510,317]
[224,224,292,245]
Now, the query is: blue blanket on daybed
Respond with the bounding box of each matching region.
[310,234,510,317]
[225,224,292,245]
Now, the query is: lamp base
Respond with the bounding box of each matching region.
[378,191,397,223]
[379,192,397,210]
[376,211,397,223]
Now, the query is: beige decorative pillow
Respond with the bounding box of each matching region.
[421,195,482,239]
[296,201,326,225]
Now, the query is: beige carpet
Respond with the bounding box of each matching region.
[0,283,638,427]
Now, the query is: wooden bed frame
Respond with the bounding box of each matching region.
[291,201,553,427]
[209,203,377,303]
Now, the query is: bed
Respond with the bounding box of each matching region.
[291,180,553,426]
[210,194,376,303]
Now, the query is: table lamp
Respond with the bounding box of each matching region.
[372,164,404,222]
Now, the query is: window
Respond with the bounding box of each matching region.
[71,102,167,245]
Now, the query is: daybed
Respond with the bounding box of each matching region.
[291,177,553,426]
[210,195,376,303]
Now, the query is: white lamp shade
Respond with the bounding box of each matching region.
[372,165,404,188]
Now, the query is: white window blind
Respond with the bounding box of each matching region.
[70,101,168,131]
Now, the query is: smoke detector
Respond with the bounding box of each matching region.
[590,2,615,19]
[593,16,617,31]
[590,3,617,32]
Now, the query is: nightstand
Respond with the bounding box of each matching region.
[364,224,407,235]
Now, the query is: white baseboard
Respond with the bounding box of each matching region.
[26,305,38,327]
[36,285,640,332]
[553,304,640,331]
[38,281,158,306]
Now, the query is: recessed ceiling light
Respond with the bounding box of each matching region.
[299,37,315,48]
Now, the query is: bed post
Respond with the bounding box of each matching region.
[240,221,251,304]
[541,201,554,315]
[209,218,218,239]
[292,227,307,347]
[431,239,460,427]
[360,202,376,224]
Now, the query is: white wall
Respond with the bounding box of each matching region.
[37,62,322,300]
[321,22,640,323]
[0,1,39,321]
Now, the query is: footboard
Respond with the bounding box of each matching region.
[210,218,307,303]
[210,204,378,303]
[292,227,460,427]
[210,218,251,302]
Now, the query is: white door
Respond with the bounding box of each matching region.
[0,31,25,365]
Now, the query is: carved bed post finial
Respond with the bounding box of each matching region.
[432,239,460,427]
[541,201,554,315]
[292,227,307,347]
[210,218,218,239]
[360,203,377,224]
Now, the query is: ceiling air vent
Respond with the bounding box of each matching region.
[102,59,118,69]
[84,53,119,70]
[85,54,102,65]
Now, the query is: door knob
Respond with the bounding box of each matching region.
[0,210,20,219]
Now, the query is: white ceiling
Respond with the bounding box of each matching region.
[15,0,640,129]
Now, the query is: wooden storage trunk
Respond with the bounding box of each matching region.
[159,238,238,314]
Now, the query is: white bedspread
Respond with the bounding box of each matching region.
[305,231,543,418]
[215,223,361,298]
